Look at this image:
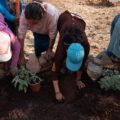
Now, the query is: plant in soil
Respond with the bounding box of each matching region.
[12,66,42,93]
[29,73,42,85]
[98,74,120,91]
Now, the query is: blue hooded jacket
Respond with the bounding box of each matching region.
[0,3,15,21]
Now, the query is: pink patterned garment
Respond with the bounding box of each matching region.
[0,13,20,68]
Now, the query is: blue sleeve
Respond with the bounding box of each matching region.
[0,0,8,9]
[111,13,120,36]
[0,3,15,21]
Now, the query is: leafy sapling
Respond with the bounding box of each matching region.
[12,66,43,93]
[98,75,120,91]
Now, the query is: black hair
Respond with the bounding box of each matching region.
[25,2,44,20]
[62,27,83,46]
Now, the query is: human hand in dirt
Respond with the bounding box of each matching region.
[76,80,86,89]
[76,71,85,89]
[55,92,64,102]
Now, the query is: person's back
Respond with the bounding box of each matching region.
[18,1,59,39]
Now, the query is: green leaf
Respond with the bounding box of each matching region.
[11,66,43,93]
[98,74,120,91]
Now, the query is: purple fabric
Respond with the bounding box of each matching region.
[0,13,20,68]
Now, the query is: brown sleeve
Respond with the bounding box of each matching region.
[52,37,66,80]
[57,11,72,31]
[80,32,90,71]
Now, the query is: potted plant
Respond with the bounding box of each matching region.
[12,66,43,93]
[29,73,42,92]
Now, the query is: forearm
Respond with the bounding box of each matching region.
[18,11,28,52]
[52,65,61,93]
[52,80,61,94]
[76,71,82,81]
[49,39,55,50]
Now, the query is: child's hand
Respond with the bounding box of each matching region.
[76,71,85,89]
[76,80,86,89]
[55,92,64,102]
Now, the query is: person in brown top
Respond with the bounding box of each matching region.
[52,10,90,102]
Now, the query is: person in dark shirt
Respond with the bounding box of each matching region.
[52,10,90,102]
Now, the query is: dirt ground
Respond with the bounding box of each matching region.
[0,0,120,120]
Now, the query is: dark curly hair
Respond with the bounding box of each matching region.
[61,27,83,46]
[25,1,44,20]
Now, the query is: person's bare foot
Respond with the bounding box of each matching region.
[76,80,86,89]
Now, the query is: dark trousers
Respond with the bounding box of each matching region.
[33,32,50,58]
